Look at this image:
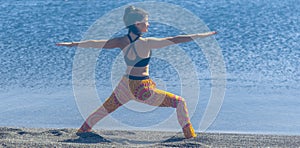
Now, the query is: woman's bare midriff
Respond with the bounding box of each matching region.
[126,65,149,76]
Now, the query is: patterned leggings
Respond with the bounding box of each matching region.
[80,76,191,131]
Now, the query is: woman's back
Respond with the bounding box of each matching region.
[121,34,151,77]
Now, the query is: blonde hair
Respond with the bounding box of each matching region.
[123,6,148,35]
[123,6,148,27]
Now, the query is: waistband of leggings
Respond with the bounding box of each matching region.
[124,74,150,80]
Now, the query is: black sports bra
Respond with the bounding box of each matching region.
[124,34,151,67]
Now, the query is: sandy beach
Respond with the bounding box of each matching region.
[0,127,299,147]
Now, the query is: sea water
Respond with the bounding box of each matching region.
[0,0,299,135]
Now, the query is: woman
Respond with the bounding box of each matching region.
[57,6,216,139]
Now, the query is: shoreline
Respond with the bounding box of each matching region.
[1,127,300,147]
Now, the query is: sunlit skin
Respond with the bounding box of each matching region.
[56,15,216,77]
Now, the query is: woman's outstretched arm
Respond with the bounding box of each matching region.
[56,37,122,49]
[146,31,217,49]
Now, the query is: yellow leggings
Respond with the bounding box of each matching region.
[79,76,195,138]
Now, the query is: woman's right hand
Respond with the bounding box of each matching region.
[200,31,217,37]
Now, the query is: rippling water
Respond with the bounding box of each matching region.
[0,0,299,134]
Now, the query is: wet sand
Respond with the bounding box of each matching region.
[0,127,299,147]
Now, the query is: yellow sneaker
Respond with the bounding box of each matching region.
[182,123,197,139]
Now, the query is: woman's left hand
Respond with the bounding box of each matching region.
[56,42,75,47]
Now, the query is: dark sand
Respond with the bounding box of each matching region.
[0,127,300,147]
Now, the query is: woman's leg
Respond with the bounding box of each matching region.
[78,78,132,132]
[154,89,197,138]
[132,80,197,138]
[77,93,128,132]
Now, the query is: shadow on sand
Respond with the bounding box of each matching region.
[162,135,186,143]
[61,132,111,144]
[159,135,203,147]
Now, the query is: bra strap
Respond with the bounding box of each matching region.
[125,34,140,57]
[127,34,140,43]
